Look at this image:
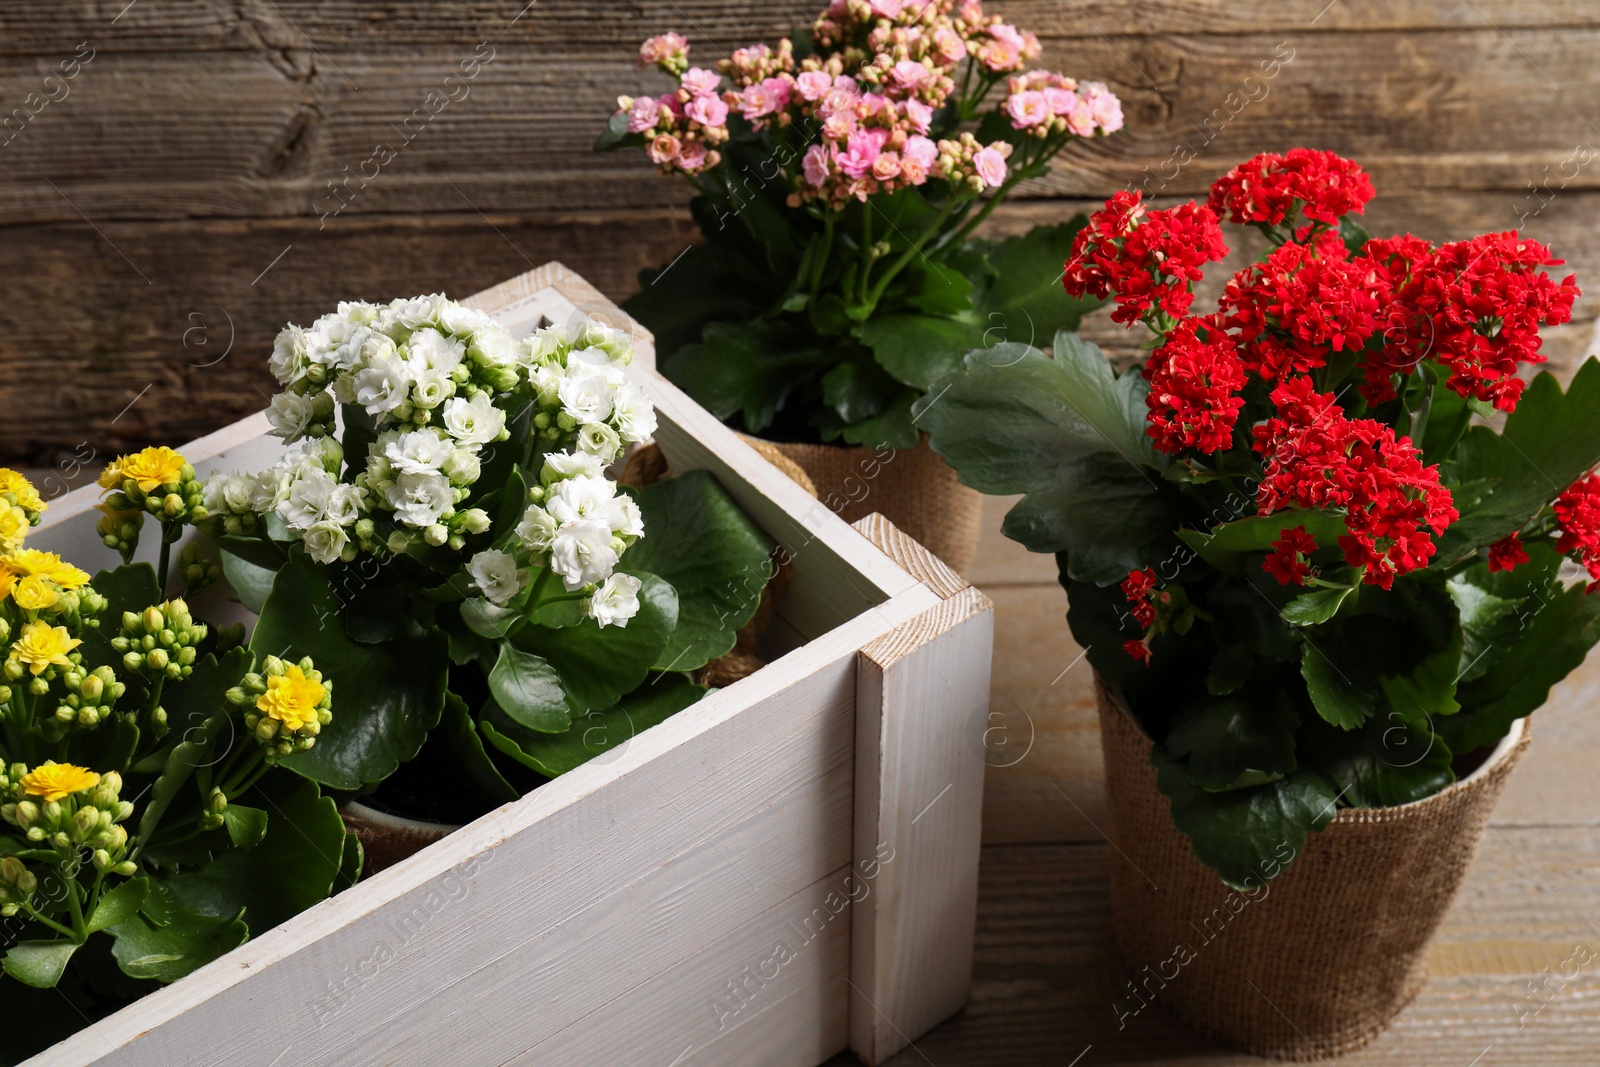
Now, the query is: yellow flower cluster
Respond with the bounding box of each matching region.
[98,447,187,495]
[0,548,93,619]
[228,657,335,758]
[6,620,82,678]
[0,469,46,554]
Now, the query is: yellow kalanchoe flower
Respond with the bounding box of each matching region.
[257,664,328,732]
[3,549,90,590]
[0,507,29,552]
[0,561,16,601]
[11,574,59,612]
[19,762,100,803]
[0,469,45,516]
[9,620,82,675]
[102,447,187,494]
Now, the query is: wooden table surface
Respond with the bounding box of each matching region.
[828,495,1600,1067]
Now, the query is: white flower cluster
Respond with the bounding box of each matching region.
[202,439,379,563]
[463,449,646,628]
[520,319,658,461]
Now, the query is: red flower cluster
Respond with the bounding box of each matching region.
[1406,233,1579,412]
[1487,532,1529,574]
[1121,567,1157,663]
[1354,235,1438,404]
[1143,319,1247,454]
[1208,148,1375,233]
[1555,474,1600,587]
[1263,526,1318,586]
[1253,379,1458,589]
[1063,191,1228,326]
[1219,232,1382,380]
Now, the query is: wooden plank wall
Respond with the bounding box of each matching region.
[4,1,1600,468]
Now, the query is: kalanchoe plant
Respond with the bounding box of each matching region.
[599,0,1122,447]
[0,462,354,1061]
[916,149,1600,888]
[202,297,773,816]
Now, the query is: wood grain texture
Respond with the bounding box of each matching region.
[5,2,1600,463]
[849,516,993,1065]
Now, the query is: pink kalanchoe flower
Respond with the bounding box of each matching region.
[1007,90,1050,130]
[647,133,681,165]
[860,92,891,119]
[740,77,792,125]
[869,0,907,17]
[796,70,833,101]
[686,94,728,128]
[904,136,938,169]
[975,145,1009,188]
[625,95,659,134]
[639,32,690,72]
[1043,86,1078,116]
[677,139,709,171]
[680,67,721,98]
[891,59,931,93]
[872,151,903,182]
[838,127,889,180]
[803,144,832,187]
[823,110,858,141]
[1084,83,1124,133]
[1064,98,1098,137]
[934,27,968,63]
[903,97,933,134]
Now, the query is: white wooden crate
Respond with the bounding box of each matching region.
[23,264,993,1067]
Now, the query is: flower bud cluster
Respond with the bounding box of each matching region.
[52,665,126,731]
[111,600,207,681]
[1,765,137,877]
[99,447,209,527]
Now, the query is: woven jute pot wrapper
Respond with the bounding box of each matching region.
[760,435,981,574]
[1096,678,1530,1060]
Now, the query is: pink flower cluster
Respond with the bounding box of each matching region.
[1004,72,1124,139]
[617,1,1121,209]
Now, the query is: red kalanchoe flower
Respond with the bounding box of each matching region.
[1263,525,1319,586]
[1555,474,1600,588]
[1064,191,1228,327]
[1420,232,1578,412]
[1121,566,1158,626]
[1219,232,1383,381]
[1354,235,1438,404]
[1254,379,1458,589]
[1487,532,1530,573]
[1207,148,1375,233]
[1123,638,1152,665]
[1143,319,1247,454]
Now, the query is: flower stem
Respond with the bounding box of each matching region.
[21,902,80,941]
[865,202,958,311]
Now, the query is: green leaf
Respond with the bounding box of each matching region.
[619,471,775,672]
[488,643,569,733]
[258,555,448,791]
[901,260,975,317]
[511,574,678,715]
[1178,511,1349,572]
[1281,586,1353,626]
[820,356,899,423]
[484,674,708,778]
[1303,713,1455,808]
[221,805,269,849]
[2,940,80,989]
[334,831,365,893]
[968,220,1102,346]
[87,878,149,935]
[460,597,521,640]
[137,648,253,844]
[624,242,777,363]
[1206,644,1255,696]
[663,319,832,434]
[857,314,987,390]
[1153,758,1339,889]
[155,773,346,935]
[913,336,1169,581]
[1378,629,1462,719]
[838,390,920,450]
[211,534,288,572]
[220,551,278,615]
[593,108,634,151]
[1165,694,1298,791]
[440,690,518,805]
[1436,359,1600,560]
[1301,641,1372,729]
[109,908,248,984]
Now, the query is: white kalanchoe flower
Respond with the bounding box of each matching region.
[545,475,620,527]
[353,357,410,416]
[541,450,607,484]
[302,520,351,564]
[558,368,618,425]
[323,484,368,527]
[269,325,310,386]
[266,392,316,442]
[576,422,623,463]
[442,392,506,447]
[386,471,453,528]
[611,382,657,443]
[550,518,620,591]
[516,504,559,554]
[586,573,643,629]
[385,429,454,476]
[442,448,481,487]
[466,549,523,607]
[278,469,336,531]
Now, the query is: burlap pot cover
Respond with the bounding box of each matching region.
[1097,678,1530,1060]
[761,435,982,573]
